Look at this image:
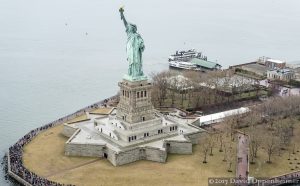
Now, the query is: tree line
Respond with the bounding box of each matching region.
[151,70,264,111]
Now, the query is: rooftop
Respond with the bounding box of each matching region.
[240,63,271,76]
[191,58,221,69]
[266,59,285,64]
[67,112,202,150]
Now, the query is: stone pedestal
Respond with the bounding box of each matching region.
[116,78,155,125]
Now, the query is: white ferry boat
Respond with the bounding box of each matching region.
[168,49,221,71]
[169,61,197,70]
[168,49,207,62]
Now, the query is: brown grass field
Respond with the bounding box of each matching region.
[67,114,88,124]
[89,108,114,115]
[23,124,235,186]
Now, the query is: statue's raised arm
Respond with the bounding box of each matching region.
[119,7,128,29]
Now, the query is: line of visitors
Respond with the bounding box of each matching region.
[8,96,117,186]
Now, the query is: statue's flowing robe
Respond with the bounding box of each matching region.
[126,29,144,77]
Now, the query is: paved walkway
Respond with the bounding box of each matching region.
[236,132,249,186]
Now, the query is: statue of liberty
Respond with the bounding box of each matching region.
[119,7,145,80]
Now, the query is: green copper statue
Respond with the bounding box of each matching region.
[119,7,146,81]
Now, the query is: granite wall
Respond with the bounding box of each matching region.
[114,148,141,166]
[145,147,167,162]
[65,143,105,157]
[112,146,167,166]
[166,141,192,154]
[62,124,78,138]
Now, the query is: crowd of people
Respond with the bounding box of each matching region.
[7,96,117,186]
[9,122,67,186]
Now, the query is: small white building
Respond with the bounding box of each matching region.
[267,69,294,81]
[192,107,250,126]
[265,58,286,69]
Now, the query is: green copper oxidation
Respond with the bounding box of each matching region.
[119,7,147,81]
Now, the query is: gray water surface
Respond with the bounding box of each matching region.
[1,0,300,185]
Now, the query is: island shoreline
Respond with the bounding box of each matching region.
[6,95,117,186]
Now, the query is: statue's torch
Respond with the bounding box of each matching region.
[119,6,124,19]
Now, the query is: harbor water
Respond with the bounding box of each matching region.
[1,0,300,185]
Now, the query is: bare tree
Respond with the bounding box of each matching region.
[182,71,201,107]
[208,133,216,156]
[257,96,300,128]
[218,132,224,152]
[275,121,292,150]
[292,143,296,154]
[206,71,226,106]
[288,145,292,160]
[227,147,234,172]
[223,144,228,162]
[200,133,211,163]
[168,73,179,107]
[151,71,170,106]
[249,125,262,164]
[191,91,202,109]
[223,114,241,141]
[287,117,296,137]
[264,131,279,163]
[186,82,194,107]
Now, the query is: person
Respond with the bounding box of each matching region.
[119,7,145,78]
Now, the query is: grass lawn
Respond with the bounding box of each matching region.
[22,125,236,186]
[67,114,88,124]
[250,147,300,178]
[249,120,300,178]
[89,107,114,115]
[22,125,98,177]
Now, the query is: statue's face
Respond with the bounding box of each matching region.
[127,24,137,33]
